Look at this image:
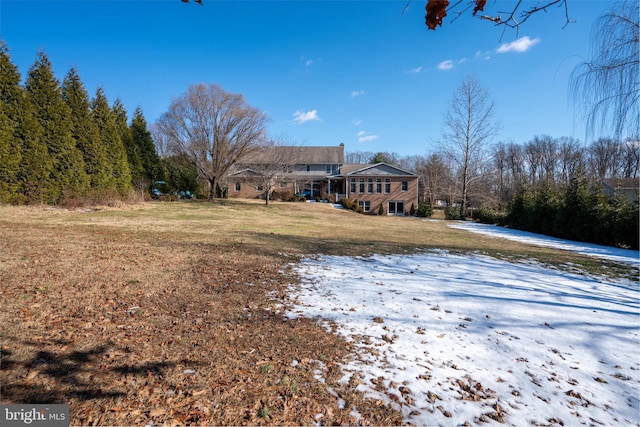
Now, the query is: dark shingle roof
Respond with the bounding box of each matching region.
[239,144,344,164]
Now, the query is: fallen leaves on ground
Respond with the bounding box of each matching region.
[0,210,402,425]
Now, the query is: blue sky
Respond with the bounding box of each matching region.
[1,0,610,156]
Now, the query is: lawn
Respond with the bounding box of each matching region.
[0,200,637,425]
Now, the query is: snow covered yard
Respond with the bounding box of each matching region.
[286,225,640,426]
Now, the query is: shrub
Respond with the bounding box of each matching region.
[444,206,463,220]
[472,206,508,225]
[378,203,385,216]
[409,203,416,216]
[339,197,363,214]
[416,203,433,218]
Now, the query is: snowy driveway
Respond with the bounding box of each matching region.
[287,226,640,426]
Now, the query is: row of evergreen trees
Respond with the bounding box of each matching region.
[472,176,639,250]
[0,42,162,204]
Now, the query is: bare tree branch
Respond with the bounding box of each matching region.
[155,84,267,200]
[570,1,639,140]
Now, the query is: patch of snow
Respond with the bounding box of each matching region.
[288,250,640,426]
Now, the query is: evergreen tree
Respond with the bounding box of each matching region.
[0,109,20,202]
[17,107,51,204]
[112,98,143,185]
[130,106,162,182]
[91,88,132,194]
[25,51,89,202]
[62,68,112,190]
[0,42,23,202]
[555,173,591,242]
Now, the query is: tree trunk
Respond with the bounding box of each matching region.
[208,177,216,200]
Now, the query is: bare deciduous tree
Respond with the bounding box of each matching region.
[155,84,267,200]
[440,75,501,216]
[345,151,375,164]
[621,139,639,178]
[588,137,623,179]
[570,1,639,140]
[236,137,301,205]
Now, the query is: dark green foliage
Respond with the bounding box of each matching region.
[0,42,169,205]
[92,88,132,194]
[25,51,89,202]
[0,109,21,202]
[444,206,464,220]
[0,44,23,202]
[162,154,198,194]
[62,68,112,191]
[113,99,143,183]
[378,203,385,216]
[496,177,639,249]
[416,203,433,218]
[409,203,416,216]
[131,107,162,182]
[471,206,507,225]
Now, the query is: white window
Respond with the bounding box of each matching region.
[358,201,371,212]
[234,182,241,192]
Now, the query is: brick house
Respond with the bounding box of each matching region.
[229,144,419,215]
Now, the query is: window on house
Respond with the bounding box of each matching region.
[402,180,408,191]
[350,178,356,193]
[385,178,391,193]
[359,178,365,193]
[279,182,287,188]
[368,178,373,193]
[234,182,241,192]
[306,165,310,172]
[257,185,263,191]
[326,164,331,173]
[358,201,371,212]
[376,178,382,193]
[388,201,405,215]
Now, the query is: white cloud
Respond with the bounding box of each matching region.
[357,131,378,142]
[300,56,321,67]
[407,66,425,74]
[474,50,492,60]
[437,60,455,71]
[496,36,540,53]
[293,110,321,124]
[352,118,362,126]
[350,90,366,98]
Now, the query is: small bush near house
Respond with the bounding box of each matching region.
[444,206,464,220]
[339,197,364,214]
[416,203,433,218]
[378,203,385,216]
[409,203,416,216]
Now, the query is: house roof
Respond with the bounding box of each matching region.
[601,178,640,190]
[239,144,344,164]
[336,163,417,177]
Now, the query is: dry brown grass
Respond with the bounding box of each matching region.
[0,200,635,426]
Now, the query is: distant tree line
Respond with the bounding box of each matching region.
[0,42,198,205]
[347,135,639,249]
